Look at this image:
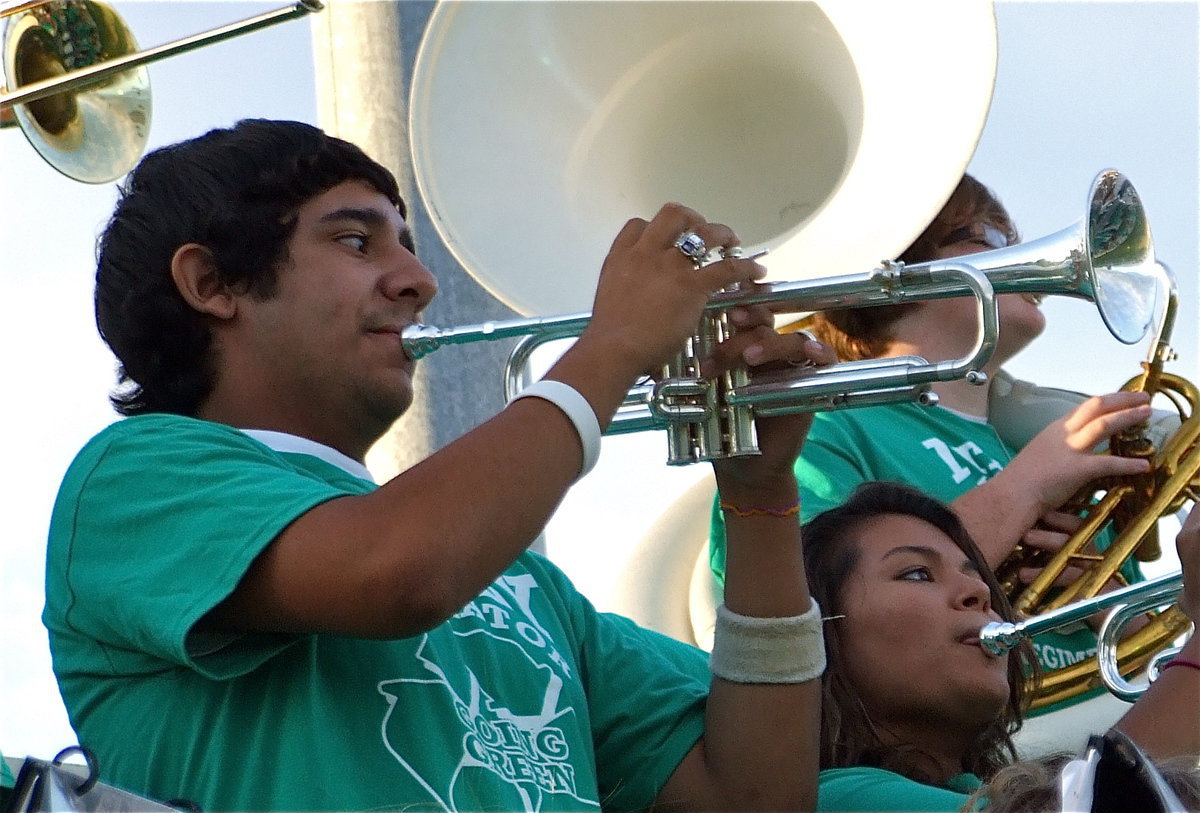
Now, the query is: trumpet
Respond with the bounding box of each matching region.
[405,258,999,467]
[979,569,1188,700]
[403,170,1164,466]
[982,267,1197,706]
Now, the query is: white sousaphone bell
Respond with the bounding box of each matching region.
[408,0,999,316]
[406,1,1017,467]
[406,1,1160,468]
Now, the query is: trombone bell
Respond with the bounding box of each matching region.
[1,1,323,183]
[2,1,149,183]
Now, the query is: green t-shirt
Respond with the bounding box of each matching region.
[46,414,711,812]
[0,751,12,813]
[709,401,1141,713]
[818,766,984,812]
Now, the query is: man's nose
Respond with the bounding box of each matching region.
[382,249,438,309]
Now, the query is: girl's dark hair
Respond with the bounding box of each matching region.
[801,481,1039,783]
[95,118,404,416]
[800,174,1018,360]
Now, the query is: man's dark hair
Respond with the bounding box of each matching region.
[95,118,404,416]
[801,481,1040,783]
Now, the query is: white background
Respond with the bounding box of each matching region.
[2,1,1196,761]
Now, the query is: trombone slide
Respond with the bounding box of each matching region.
[0,1,323,110]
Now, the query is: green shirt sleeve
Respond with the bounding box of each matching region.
[818,767,983,812]
[1,749,14,790]
[46,415,363,680]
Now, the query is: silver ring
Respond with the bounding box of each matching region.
[788,330,819,367]
[674,230,707,263]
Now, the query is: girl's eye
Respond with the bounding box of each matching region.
[337,234,367,252]
[899,566,932,582]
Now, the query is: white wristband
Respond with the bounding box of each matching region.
[509,380,602,479]
[708,600,826,684]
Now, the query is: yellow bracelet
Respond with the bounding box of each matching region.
[718,500,800,518]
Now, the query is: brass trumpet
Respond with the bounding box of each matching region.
[986,268,1197,707]
[403,170,1164,466]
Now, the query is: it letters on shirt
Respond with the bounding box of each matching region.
[378,572,596,812]
[922,436,1004,486]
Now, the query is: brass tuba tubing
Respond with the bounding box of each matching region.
[0,0,323,111]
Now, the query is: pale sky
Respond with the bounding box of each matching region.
[2,0,1197,762]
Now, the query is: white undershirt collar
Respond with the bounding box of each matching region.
[240,429,376,483]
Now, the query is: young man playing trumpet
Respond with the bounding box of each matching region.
[45,119,833,812]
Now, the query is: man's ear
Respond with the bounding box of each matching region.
[170,243,238,319]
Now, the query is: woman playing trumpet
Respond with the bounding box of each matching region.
[802,480,1199,811]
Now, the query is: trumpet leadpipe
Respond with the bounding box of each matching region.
[402,312,591,361]
[979,570,1183,657]
[401,260,996,361]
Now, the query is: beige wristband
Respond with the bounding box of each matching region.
[708,600,826,684]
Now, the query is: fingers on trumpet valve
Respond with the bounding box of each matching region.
[650,202,762,281]
[787,329,836,368]
[771,327,835,369]
[672,226,764,286]
[701,312,835,377]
